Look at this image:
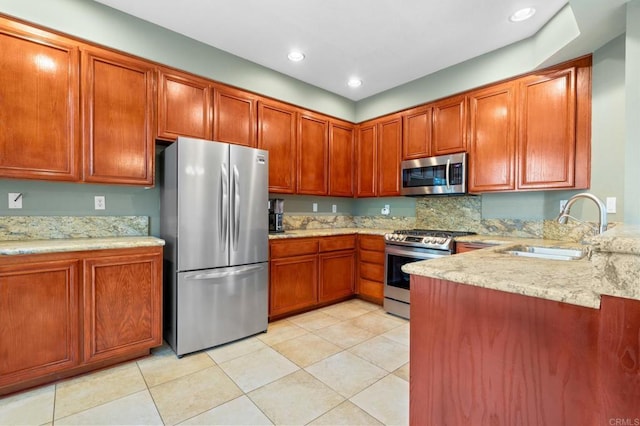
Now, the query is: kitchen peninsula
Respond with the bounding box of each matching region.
[405,225,640,424]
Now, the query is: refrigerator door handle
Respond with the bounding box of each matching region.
[188,264,265,281]
[220,163,229,250]
[231,165,240,251]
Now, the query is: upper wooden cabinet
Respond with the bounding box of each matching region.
[468,56,591,193]
[82,47,155,186]
[157,68,211,141]
[356,121,378,197]
[518,67,577,190]
[468,82,517,192]
[0,18,81,182]
[355,115,402,197]
[402,106,432,160]
[328,121,355,197]
[377,114,403,196]
[297,111,329,195]
[213,85,257,147]
[258,100,297,193]
[432,94,467,155]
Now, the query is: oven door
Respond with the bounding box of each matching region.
[384,244,447,303]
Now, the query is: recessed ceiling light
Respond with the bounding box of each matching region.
[509,7,536,22]
[347,78,362,88]
[287,51,305,62]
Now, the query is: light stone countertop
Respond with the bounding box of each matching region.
[268,228,390,239]
[0,236,165,256]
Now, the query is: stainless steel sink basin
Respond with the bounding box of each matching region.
[501,245,587,261]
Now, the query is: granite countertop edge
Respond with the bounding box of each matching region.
[0,236,165,256]
[269,228,389,238]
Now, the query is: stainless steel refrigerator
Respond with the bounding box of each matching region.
[160,136,269,357]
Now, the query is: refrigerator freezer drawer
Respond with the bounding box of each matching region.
[175,262,268,356]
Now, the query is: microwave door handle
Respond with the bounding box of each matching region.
[445,159,451,189]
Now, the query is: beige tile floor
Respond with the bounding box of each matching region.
[0,299,409,425]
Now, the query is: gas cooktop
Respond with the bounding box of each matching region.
[384,229,476,251]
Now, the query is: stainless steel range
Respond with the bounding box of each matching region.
[383,229,475,319]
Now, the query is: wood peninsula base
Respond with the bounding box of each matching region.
[410,276,640,425]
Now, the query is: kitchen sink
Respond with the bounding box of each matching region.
[500,245,587,261]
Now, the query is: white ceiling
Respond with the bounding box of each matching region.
[94,0,582,101]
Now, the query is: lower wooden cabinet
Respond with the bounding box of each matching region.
[269,235,355,319]
[356,234,385,304]
[0,246,162,395]
[455,241,495,254]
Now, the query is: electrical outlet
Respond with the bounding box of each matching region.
[8,192,22,209]
[560,199,568,213]
[606,197,617,214]
[312,202,318,213]
[94,195,106,210]
[332,204,337,213]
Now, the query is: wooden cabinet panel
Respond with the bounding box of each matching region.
[402,106,432,160]
[411,277,599,425]
[0,259,79,386]
[157,69,211,141]
[258,100,297,193]
[297,112,328,195]
[319,235,356,252]
[377,115,402,196]
[319,250,355,303]
[83,251,162,363]
[213,86,257,147]
[0,19,80,181]
[432,94,466,155]
[518,68,576,189]
[270,238,318,258]
[269,254,318,317]
[468,82,517,192]
[328,122,355,197]
[356,122,377,197]
[82,48,155,185]
[357,234,385,304]
[455,242,495,254]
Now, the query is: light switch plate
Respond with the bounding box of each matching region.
[8,193,22,209]
[606,197,616,214]
[332,204,337,213]
[312,202,318,213]
[94,195,106,210]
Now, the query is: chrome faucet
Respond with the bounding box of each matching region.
[556,192,608,234]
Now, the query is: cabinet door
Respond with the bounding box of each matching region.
[83,250,162,363]
[82,48,155,185]
[432,94,467,155]
[468,82,517,192]
[157,69,211,141]
[258,100,297,193]
[0,20,80,181]
[319,250,355,303]
[377,116,402,196]
[328,121,355,197]
[0,259,79,387]
[269,255,318,317]
[518,68,576,189]
[297,112,328,195]
[402,106,432,160]
[356,122,377,197]
[213,86,257,147]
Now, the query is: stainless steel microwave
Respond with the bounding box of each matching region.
[400,152,467,196]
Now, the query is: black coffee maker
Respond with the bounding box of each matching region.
[268,198,284,233]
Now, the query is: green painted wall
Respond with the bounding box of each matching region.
[625,0,640,223]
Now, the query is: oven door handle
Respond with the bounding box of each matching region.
[385,245,447,260]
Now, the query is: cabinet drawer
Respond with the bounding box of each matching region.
[359,249,385,264]
[319,235,356,252]
[270,238,318,258]
[359,278,383,300]
[359,235,385,251]
[360,262,384,282]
